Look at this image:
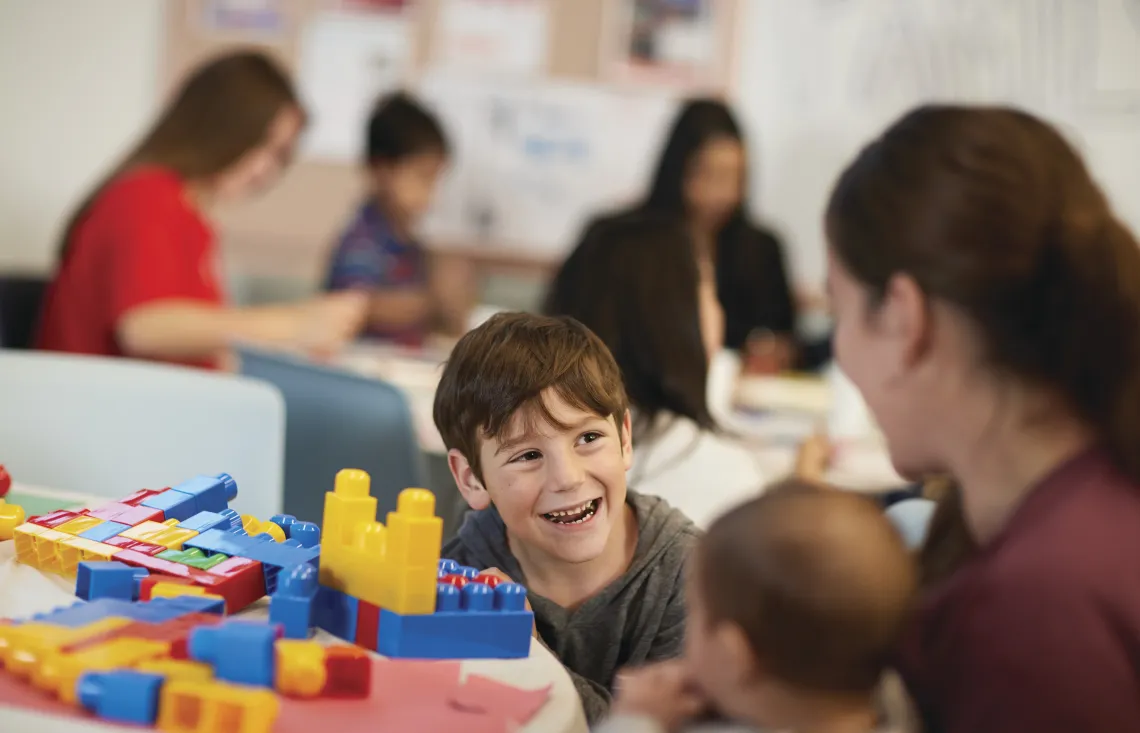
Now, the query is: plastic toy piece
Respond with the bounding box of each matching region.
[35,637,170,703]
[149,582,226,614]
[0,500,25,541]
[355,600,380,651]
[135,658,214,682]
[112,549,227,590]
[87,502,164,526]
[75,561,146,601]
[103,534,167,556]
[169,473,238,514]
[0,464,10,497]
[0,617,132,678]
[157,547,230,570]
[376,580,533,660]
[202,556,267,614]
[14,522,74,573]
[274,639,326,697]
[322,645,371,698]
[60,613,223,659]
[140,489,198,523]
[178,511,230,534]
[30,597,225,630]
[77,669,164,724]
[313,586,358,641]
[290,521,321,548]
[268,513,297,538]
[29,509,84,529]
[119,518,199,550]
[156,678,278,733]
[183,528,320,594]
[57,537,123,576]
[269,564,318,639]
[241,514,286,542]
[78,520,132,544]
[188,620,276,687]
[53,515,106,536]
[118,488,167,506]
[139,574,196,601]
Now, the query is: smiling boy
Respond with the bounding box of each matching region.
[433,312,699,723]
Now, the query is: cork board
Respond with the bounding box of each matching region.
[165,0,739,283]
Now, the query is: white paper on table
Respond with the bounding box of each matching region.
[296,12,413,162]
[433,0,550,77]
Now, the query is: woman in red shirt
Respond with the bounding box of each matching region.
[38,51,366,369]
[825,106,1140,732]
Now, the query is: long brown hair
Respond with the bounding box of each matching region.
[826,105,1140,584]
[57,50,301,260]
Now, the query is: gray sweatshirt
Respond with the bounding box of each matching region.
[442,490,700,724]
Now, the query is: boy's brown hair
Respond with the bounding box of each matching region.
[433,312,629,482]
[698,480,917,695]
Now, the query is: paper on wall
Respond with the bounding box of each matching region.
[433,0,550,76]
[296,12,413,162]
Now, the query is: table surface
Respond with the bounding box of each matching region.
[0,484,588,733]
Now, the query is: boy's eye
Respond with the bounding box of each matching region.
[511,450,542,463]
[579,431,603,445]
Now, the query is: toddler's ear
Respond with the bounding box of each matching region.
[448,449,491,510]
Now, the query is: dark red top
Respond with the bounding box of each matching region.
[37,167,222,369]
[898,446,1140,732]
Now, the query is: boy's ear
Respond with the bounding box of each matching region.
[716,620,761,687]
[447,448,492,511]
[620,409,634,471]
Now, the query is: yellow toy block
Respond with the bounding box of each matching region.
[149,582,225,606]
[0,501,25,541]
[0,617,131,677]
[136,658,214,682]
[158,678,279,733]
[57,537,121,576]
[53,515,105,536]
[34,637,169,703]
[240,514,286,542]
[274,640,327,697]
[382,566,440,616]
[12,521,47,566]
[26,527,71,574]
[120,518,199,550]
[386,488,442,569]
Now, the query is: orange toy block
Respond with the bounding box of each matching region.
[0,618,131,677]
[34,637,169,703]
[274,640,327,698]
[149,581,226,607]
[136,657,214,682]
[240,514,286,542]
[157,678,279,733]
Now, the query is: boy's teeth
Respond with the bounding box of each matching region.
[542,498,599,523]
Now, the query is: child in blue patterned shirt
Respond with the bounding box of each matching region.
[325,92,467,345]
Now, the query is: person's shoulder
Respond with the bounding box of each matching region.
[629,490,701,560]
[101,166,185,204]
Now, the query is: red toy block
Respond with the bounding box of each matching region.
[0,465,10,498]
[103,535,167,556]
[474,573,503,589]
[87,502,164,526]
[323,645,371,698]
[61,612,223,655]
[29,509,82,529]
[138,574,196,601]
[205,556,267,614]
[118,488,168,506]
[355,601,380,651]
[114,549,224,590]
[440,574,470,589]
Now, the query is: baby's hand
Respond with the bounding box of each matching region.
[479,567,538,638]
[611,660,707,733]
[794,430,833,484]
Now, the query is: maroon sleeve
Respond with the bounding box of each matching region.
[936,573,1138,733]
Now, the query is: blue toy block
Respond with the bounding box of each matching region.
[140,489,198,522]
[188,620,276,687]
[376,582,533,659]
[75,561,146,601]
[270,564,318,639]
[27,596,221,628]
[437,559,480,579]
[178,510,229,534]
[77,670,164,724]
[78,521,132,544]
[170,473,238,514]
[184,528,320,593]
[313,585,358,642]
[290,521,320,548]
[218,508,245,533]
[269,514,296,538]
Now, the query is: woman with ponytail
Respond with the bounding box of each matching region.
[825,105,1140,732]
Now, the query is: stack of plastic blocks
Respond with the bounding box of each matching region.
[268,469,534,659]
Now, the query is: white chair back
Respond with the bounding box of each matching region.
[0,351,285,518]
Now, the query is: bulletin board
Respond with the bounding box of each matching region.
[165,0,741,283]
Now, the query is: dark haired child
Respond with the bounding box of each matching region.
[325,91,470,344]
[433,312,699,724]
[599,481,918,733]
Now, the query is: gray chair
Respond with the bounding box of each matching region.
[238,347,427,526]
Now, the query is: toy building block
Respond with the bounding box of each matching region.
[34,637,170,703]
[112,548,225,589]
[322,645,371,698]
[184,528,319,594]
[157,547,230,571]
[269,563,318,639]
[268,513,297,538]
[29,509,84,529]
[57,536,122,576]
[29,597,226,630]
[118,488,167,506]
[0,617,132,678]
[172,473,238,514]
[140,489,197,522]
[0,500,25,540]
[313,585,358,642]
[139,574,195,601]
[0,463,10,497]
[75,561,147,601]
[149,582,226,614]
[217,508,246,533]
[178,511,230,534]
[120,518,199,550]
[274,639,326,697]
[290,521,321,548]
[157,678,278,733]
[103,534,167,556]
[14,522,73,573]
[355,600,380,651]
[135,658,214,682]
[78,520,132,544]
[203,556,267,614]
[188,620,276,687]
[77,669,165,724]
[240,514,286,542]
[376,579,533,660]
[87,502,164,526]
[53,515,105,536]
[60,613,223,659]
[319,470,442,614]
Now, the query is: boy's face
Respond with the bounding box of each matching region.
[372,151,447,224]
[449,389,633,566]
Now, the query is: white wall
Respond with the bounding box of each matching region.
[0,0,164,272]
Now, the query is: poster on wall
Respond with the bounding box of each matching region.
[327,0,415,12]
[199,0,286,34]
[432,0,550,77]
[296,12,413,161]
[601,0,734,89]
